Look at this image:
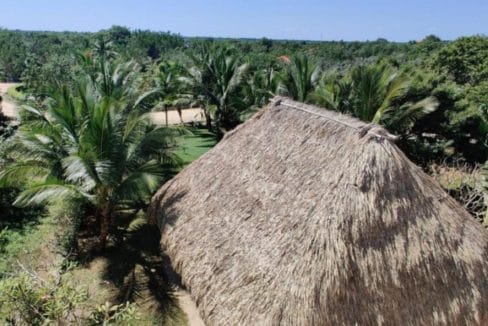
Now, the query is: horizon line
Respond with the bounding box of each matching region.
[1,26,484,43]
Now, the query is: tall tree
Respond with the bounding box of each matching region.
[278,54,321,102]
[311,77,352,113]
[349,65,438,131]
[312,64,438,134]
[145,61,188,126]
[432,36,488,85]
[0,79,181,249]
[181,44,249,134]
[243,67,280,110]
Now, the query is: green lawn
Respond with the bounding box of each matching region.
[174,127,217,168]
[0,212,56,277]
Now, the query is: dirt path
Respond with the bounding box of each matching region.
[176,289,206,326]
[150,108,205,126]
[0,83,20,119]
[0,85,205,127]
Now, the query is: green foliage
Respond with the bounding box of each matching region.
[90,301,141,325]
[1,57,183,248]
[50,198,85,258]
[174,127,217,168]
[432,36,488,85]
[0,185,46,276]
[467,81,488,109]
[312,63,438,135]
[245,67,280,108]
[278,54,320,102]
[182,44,250,132]
[0,268,88,325]
[0,267,142,325]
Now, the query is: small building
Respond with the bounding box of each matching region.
[149,97,488,325]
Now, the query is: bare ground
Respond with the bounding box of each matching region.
[0,83,20,119]
[150,108,205,126]
[0,84,205,127]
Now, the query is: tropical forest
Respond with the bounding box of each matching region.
[0,3,487,325]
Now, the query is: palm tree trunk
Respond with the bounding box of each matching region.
[98,204,113,250]
[215,105,223,139]
[203,105,212,131]
[177,107,183,124]
[164,105,168,127]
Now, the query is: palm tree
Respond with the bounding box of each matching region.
[311,77,352,113]
[312,64,438,134]
[243,67,280,110]
[144,61,189,126]
[0,81,182,249]
[279,54,321,102]
[181,45,249,134]
[349,65,439,132]
[94,37,118,61]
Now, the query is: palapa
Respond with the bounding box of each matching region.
[149,97,488,325]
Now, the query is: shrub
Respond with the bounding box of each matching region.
[0,269,88,325]
[89,301,141,325]
[49,198,85,259]
[0,267,141,325]
[430,161,485,223]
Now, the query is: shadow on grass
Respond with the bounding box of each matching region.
[77,213,185,324]
[0,187,44,231]
[189,128,218,140]
[0,187,45,254]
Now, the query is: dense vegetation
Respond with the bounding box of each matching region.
[0,26,487,323]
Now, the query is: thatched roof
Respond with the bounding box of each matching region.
[149,97,488,325]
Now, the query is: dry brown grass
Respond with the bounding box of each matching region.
[149,97,488,325]
[430,161,486,223]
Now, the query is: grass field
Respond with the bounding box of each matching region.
[174,127,217,168]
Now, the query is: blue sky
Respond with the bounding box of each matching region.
[1,0,486,41]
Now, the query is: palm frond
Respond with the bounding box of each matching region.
[14,179,83,206]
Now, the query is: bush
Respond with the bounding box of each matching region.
[0,266,141,325]
[430,161,486,223]
[0,268,88,325]
[49,198,86,259]
[89,301,141,325]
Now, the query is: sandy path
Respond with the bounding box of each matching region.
[0,83,20,119]
[176,289,206,326]
[150,108,205,126]
[0,85,205,127]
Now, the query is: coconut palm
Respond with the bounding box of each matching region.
[143,61,189,126]
[94,37,118,61]
[313,64,438,134]
[181,45,249,134]
[78,49,147,110]
[278,54,321,102]
[0,81,182,249]
[243,67,280,110]
[311,77,352,113]
[349,65,439,132]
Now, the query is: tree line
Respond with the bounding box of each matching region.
[0,26,487,324]
[0,27,487,251]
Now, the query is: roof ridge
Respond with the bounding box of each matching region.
[277,99,359,130]
[270,96,398,141]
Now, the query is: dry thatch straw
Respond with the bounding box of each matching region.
[149,96,488,325]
